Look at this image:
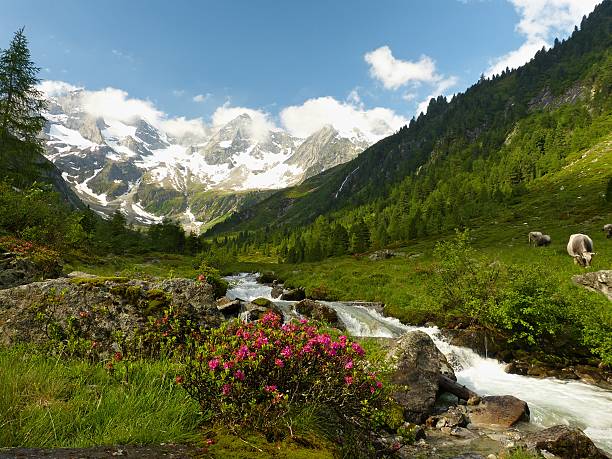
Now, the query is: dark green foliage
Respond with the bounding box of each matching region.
[0,28,46,150]
[0,181,86,247]
[149,218,186,253]
[607,176,612,202]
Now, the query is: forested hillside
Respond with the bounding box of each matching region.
[207,1,612,263]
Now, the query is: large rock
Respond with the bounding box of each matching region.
[271,282,284,299]
[388,331,456,423]
[467,395,529,428]
[280,288,305,301]
[216,297,242,318]
[0,275,222,354]
[241,299,284,322]
[295,299,341,328]
[523,425,609,459]
[572,270,612,301]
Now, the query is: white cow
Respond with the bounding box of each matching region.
[537,234,551,247]
[567,234,596,267]
[528,231,543,246]
[604,224,612,239]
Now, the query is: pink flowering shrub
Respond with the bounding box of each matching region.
[180,311,385,438]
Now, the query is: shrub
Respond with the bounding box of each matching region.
[433,229,501,317]
[180,312,385,442]
[486,266,569,345]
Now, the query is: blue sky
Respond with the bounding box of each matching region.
[0,0,601,140]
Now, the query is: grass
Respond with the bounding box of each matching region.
[0,347,201,448]
[0,347,340,457]
[64,252,200,279]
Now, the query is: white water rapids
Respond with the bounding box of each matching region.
[225,273,612,452]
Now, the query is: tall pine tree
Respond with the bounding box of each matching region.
[0,28,46,152]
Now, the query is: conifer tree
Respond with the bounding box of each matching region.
[0,28,46,152]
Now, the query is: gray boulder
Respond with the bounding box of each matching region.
[280,288,305,301]
[216,297,243,318]
[0,275,222,354]
[295,299,341,328]
[387,331,456,423]
[523,425,610,459]
[572,270,612,301]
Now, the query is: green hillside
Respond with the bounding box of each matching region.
[208,0,612,250]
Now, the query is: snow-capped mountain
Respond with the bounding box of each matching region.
[42,88,371,231]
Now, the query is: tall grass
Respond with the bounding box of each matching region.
[0,347,202,447]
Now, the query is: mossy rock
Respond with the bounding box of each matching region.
[141,289,172,317]
[252,297,273,307]
[70,276,129,286]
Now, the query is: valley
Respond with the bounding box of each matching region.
[1,1,611,458]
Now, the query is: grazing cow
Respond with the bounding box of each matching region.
[528,231,543,246]
[567,234,596,267]
[537,234,551,246]
[604,224,612,239]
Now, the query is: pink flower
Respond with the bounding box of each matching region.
[351,342,365,356]
[370,386,375,394]
[339,335,348,346]
[223,361,234,370]
[208,358,220,370]
[264,385,277,393]
[197,274,206,282]
[236,345,250,360]
[280,346,292,358]
[234,369,245,381]
[221,384,231,396]
[299,318,308,324]
[275,358,284,368]
[344,375,353,385]
[344,360,353,370]
[376,381,383,389]
[255,336,269,348]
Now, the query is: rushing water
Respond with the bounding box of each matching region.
[225,273,612,453]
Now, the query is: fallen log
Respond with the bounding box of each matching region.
[438,374,478,400]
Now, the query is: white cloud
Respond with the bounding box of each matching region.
[39,81,409,146]
[172,89,185,97]
[485,0,601,76]
[347,88,362,106]
[39,80,208,142]
[280,96,408,142]
[160,117,208,142]
[80,87,164,124]
[363,45,458,117]
[364,46,438,90]
[193,93,211,103]
[38,80,81,97]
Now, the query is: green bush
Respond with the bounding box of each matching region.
[486,266,569,345]
[432,229,501,317]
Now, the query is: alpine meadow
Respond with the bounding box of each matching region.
[0,2,611,458]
